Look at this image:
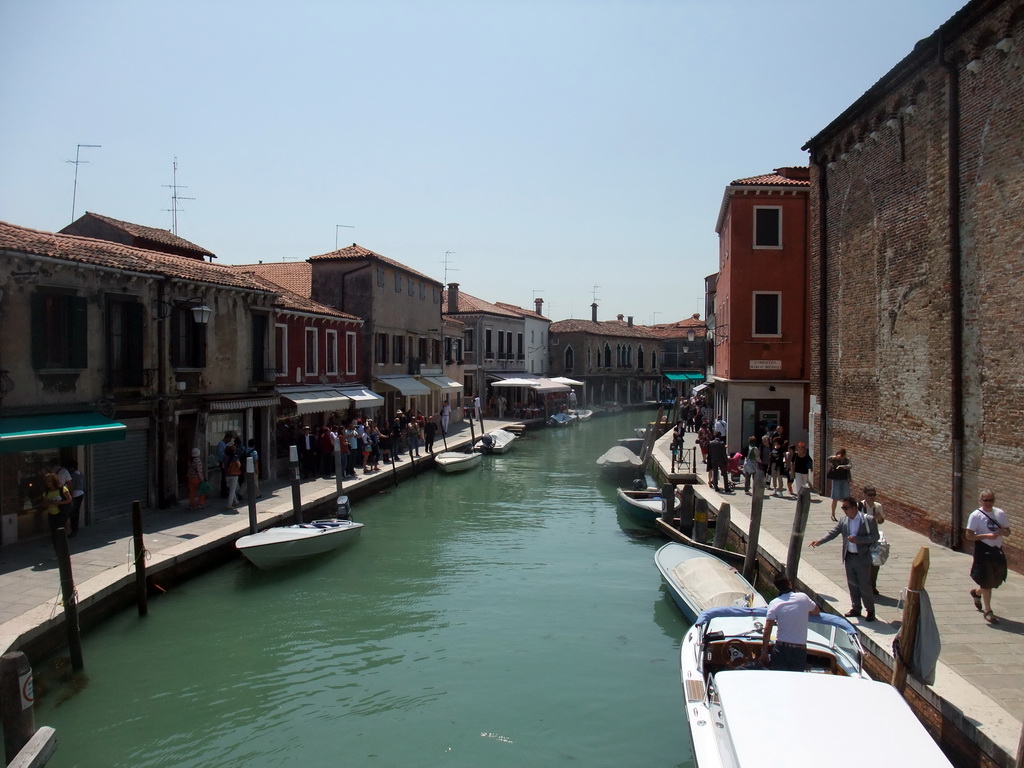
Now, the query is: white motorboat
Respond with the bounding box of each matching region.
[473,429,517,454]
[615,486,666,525]
[236,518,363,569]
[570,409,593,421]
[434,450,483,473]
[681,606,952,768]
[654,543,766,623]
[595,445,642,478]
[547,412,576,427]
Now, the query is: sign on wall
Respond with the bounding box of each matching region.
[749,360,782,370]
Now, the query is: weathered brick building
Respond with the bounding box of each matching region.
[803,0,1023,570]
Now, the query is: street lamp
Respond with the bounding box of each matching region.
[153,297,212,325]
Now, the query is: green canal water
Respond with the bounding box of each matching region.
[36,410,693,767]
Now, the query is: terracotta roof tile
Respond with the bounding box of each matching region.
[239,272,360,321]
[0,220,269,293]
[730,168,810,187]
[443,289,522,318]
[309,243,443,286]
[494,301,549,321]
[68,212,216,258]
[231,262,311,297]
[549,318,661,339]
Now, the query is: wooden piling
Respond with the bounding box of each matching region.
[132,501,148,616]
[1,652,36,763]
[53,531,83,671]
[693,497,709,544]
[713,503,731,550]
[289,445,303,523]
[246,458,258,535]
[785,487,812,584]
[678,484,695,536]
[892,547,930,694]
[333,437,345,497]
[660,483,675,524]
[742,473,767,583]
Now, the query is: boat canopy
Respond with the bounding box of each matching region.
[672,560,758,614]
[694,605,859,639]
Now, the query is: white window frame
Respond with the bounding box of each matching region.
[345,331,357,375]
[325,329,338,375]
[275,323,288,378]
[753,206,783,249]
[752,292,782,337]
[304,327,318,375]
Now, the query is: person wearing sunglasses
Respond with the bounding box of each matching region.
[966,491,1011,624]
[809,496,881,621]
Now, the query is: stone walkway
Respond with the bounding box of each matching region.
[650,428,1023,764]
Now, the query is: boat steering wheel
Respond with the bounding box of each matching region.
[724,639,752,668]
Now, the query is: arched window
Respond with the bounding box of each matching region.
[564,345,575,371]
[587,348,592,370]
[637,345,645,371]
[652,351,658,371]
[603,343,612,368]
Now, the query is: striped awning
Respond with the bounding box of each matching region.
[279,388,352,415]
[374,376,431,396]
[421,376,463,391]
[338,387,385,407]
[207,396,280,411]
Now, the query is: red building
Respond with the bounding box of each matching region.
[708,167,811,449]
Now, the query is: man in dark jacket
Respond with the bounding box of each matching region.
[707,432,731,492]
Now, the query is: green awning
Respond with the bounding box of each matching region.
[0,412,128,454]
[664,372,704,382]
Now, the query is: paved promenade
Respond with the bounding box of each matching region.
[650,427,1023,764]
[0,418,499,658]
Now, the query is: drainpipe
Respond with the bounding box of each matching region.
[814,153,829,490]
[940,38,965,548]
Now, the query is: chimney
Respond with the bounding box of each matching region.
[591,303,598,322]
[627,316,633,327]
[447,282,459,314]
[617,314,624,322]
[535,297,544,315]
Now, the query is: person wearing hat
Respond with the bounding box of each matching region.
[187,447,207,509]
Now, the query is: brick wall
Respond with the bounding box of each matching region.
[808,1,1024,572]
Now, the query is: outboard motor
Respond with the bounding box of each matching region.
[335,495,352,520]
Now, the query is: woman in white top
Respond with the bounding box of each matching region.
[965,490,1011,624]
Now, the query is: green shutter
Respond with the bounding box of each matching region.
[69,296,88,368]
[30,293,46,369]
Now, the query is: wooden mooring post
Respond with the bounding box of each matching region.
[677,484,695,536]
[785,487,812,584]
[693,497,709,544]
[1,652,36,763]
[53,530,83,671]
[713,503,731,550]
[132,500,148,616]
[742,472,767,583]
[289,445,303,523]
[892,547,930,694]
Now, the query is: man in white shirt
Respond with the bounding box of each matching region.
[759,574,820,671]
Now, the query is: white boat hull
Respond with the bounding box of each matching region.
[236,519,363,569]
[434,451,483,472]
[473,429,517,454]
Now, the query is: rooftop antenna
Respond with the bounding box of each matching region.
[651,312,660,325]
[66,143,101,223]
[335,224,354,250]
[592,285,601,303]
[162,157,194,236]
[443,251,457,284]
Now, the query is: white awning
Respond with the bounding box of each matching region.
[337,387,385,406]
[422,376,463,391]
[549,376,584,386]
[533,378,571,393]
[374,376,431,396]
[280,388,353,415]
[692,383,709,393]
[491,378,539,388]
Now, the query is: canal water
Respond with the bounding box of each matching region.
[36,410,693,768]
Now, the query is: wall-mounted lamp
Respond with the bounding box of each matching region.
[153,296,212,324]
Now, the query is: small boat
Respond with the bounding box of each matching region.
[473,429,517,454]
[570,409,593,422]
[616,437,644,454]
[615,486,666,525]
[681,607,952,768]
[595,446,642,478]
[434,450,483,473]
[547,412,576,427]
[654,543,767,623]
[236,517,363,569]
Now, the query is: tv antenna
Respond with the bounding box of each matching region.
[162,157,194,236]
[443,251,458,284]
[66,143,101,223]
[335,224,354,250]
[592,285,601,303]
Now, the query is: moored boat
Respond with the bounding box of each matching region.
[654,542,766,623]
[569,409,593,421]
[547,412,576,427]
[236,518,363,569]
[434,450,483,473]
[615,486,666,525]
[473,429,517,454]
[595,445,642,479]
[680,606,952,768]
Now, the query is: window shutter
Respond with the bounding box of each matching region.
[30,293,46,369]
[69,296,88,368]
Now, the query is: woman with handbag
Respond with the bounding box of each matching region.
[966,490,1011,624]
[826,448,852,521]
[187,448,207,509]
[859,486,885,594]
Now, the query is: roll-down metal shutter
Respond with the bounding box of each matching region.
[91,428,150,521]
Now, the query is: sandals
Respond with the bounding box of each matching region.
[970,590,983,612]
[983,610,999,624]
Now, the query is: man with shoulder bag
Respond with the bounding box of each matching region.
[966,490,1011,624]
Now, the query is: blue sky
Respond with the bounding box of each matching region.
[0,0,965,325]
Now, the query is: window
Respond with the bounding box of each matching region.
[506,331,514,359]
[419,282,426,299]
[305,328,318,375]
[637,345,645,372]
[325,329,338,375]
[171,304,207,369]
[106,298,144,386]
[431,338,441,365]
[464,328,474,353]
[564,345,574,372]
[252,313,270,381]
[395,273,402,292]
[345,332,357,375]
[517,333,524,359]
[408,277,415,296]
[433,287,439,304]
[275,323,288,377]
[376,333,389,364]
[753,292,782,336]
[603,343,612,368]
[484,328,493,359]
[754,207,782,248]
[497,331,505,358]
[31,291,88,370]
[392,334,405,364]
[377,266,385,287]
[652,352,658,371]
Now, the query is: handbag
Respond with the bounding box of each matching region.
[870,532,890,567]
[826,467,839,479]
[198,480,212,496]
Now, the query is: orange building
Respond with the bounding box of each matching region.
[708,167,811,450]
